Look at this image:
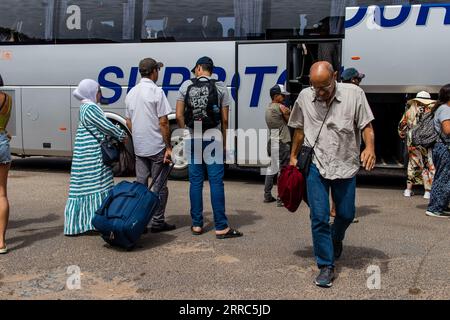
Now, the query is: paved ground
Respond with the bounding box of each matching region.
[0,158,449,300]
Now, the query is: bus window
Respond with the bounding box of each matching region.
[0,0,55,44]
[56,0,135,43]
[141,0,235,41]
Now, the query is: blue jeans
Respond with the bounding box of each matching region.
[428,143,450,213]
[187,139,228,231]
[306,163,356,268]
[0,132,11,164]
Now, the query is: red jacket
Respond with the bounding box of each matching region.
[278,165,306,213]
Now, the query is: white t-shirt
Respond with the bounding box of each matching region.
[125,78,172,157]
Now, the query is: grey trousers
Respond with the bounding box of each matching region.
[135,149,169,228]
[264,142,291,200]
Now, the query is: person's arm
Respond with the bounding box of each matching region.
[126,118,132,133]
[159,115,172,163]
[85,105,126,142]
[398,111,408,139]
[442,120,450,136]
[221,106,229,150]
[289,128,305,166]
[361,122,376,171]
[280,105,291,123]
[176,100,186,129]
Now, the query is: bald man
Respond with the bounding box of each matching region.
[288,61,376,288]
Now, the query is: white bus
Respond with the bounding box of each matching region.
[1,0,449,179]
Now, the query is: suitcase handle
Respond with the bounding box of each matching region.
[149,162,175,195]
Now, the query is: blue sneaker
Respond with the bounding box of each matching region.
[425,211,450,219]
[315,267,335,288]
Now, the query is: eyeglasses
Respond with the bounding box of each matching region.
[310,81,334,93]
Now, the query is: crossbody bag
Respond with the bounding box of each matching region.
[297,104,333,176]
[82,123,120,166]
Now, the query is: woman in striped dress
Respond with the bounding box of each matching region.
[64,79,127,235]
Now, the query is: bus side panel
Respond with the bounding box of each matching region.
[3,88,24,156]
[343,4,450,94]
[22,88,72,157]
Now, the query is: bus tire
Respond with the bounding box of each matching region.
[170,124,189,180]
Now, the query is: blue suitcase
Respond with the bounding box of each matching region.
[93,163,173,250]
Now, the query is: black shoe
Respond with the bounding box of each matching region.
[333,240,343,260]
[264,196,276,203]
[315,267,335,288]
[150,223,176,233]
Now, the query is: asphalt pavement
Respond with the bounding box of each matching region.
[0,158,449,300]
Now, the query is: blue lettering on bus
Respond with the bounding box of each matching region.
[417,4,450,26]
[127,67,139,93]
[99,65,286,108]
[98,66,124,104]
[379,6,411,28]
[161,67,190,96]
[345,4,450,29]
[245,66,278,107]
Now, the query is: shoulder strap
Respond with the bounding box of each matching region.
[82,122,102,144]
[310,105,333,149]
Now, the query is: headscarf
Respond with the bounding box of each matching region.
[73,79,100,104]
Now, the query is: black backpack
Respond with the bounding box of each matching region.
[410,107,438,148]
[184,77,221,130]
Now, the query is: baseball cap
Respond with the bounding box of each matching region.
[139,58,164,76]
[270,84,290,97]
[191,56,214,73]
[341,68,365,81]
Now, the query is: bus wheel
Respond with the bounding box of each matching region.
[170,125,189,180]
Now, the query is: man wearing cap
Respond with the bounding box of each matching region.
[176,56,242,239]
[289,61,376,288]
[398,91,436,199]
[125,58,176,233]
[341,68,365,86]
[264,84,291,206]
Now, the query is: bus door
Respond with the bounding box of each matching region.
[235,41,287,166]
[286,39,342,104]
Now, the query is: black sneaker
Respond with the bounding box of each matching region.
[264,196,276,203]
[315,267,335,288]
[150,223,177,233]
[333,240,343,260]
[276,198,284,207]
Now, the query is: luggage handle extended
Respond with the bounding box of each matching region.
[148,161,175,195]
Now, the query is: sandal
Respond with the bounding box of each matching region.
[0,246,8,254]
[216,228,243,239]
[191,226,203,236]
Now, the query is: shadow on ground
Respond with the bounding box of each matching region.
[7,226,63,251]
[294,245,390,273]
[8,214,61,230]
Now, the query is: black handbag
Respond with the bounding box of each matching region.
[83,123,120,166]
[297,105,333,176]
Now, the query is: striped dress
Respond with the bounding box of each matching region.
[64,103,126,235]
